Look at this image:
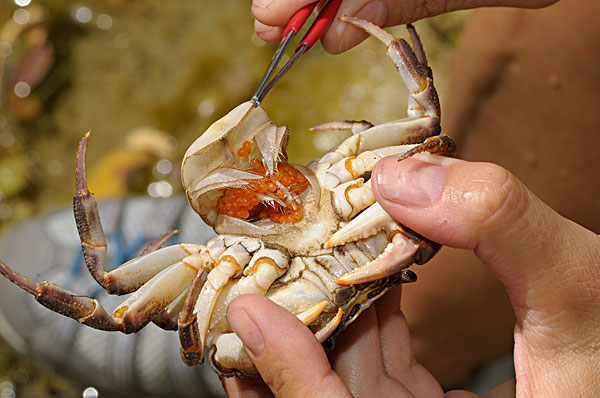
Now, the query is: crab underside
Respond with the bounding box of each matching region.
[0,17,454,377]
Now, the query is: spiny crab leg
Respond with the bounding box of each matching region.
[179,242,253,366]
[0,131,219,334]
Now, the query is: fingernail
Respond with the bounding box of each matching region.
[254,20,272,34]
[227,309,265,357]
[338,1,388,53]
[375,155,446,207]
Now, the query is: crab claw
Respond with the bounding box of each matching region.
[335,232,419,285]
[326,203,433,285]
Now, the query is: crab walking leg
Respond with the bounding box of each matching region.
[152,287,189,331]
[342,17,439,118]
[0,260,121,331]
[315,308,343,343]
[110,253,210,333]
[311,117,440,175]
[179,243,252,365]
[178,268,207,365]
[140,229,180,256]
[180,247,289,366]
[73,132,109,288]
[104,244,203,294]
[310,120,374,135]
[0,251,207,332]
[310,16,441,178]
[74,132,195,294]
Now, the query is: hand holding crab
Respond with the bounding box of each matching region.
[223,154,600,397]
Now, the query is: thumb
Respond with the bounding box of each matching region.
[226,294,352,398]
[372,154,600,333]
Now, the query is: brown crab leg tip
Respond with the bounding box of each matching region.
[0,260,39,295]
[400,269,418,283]
[140,229,181,256]
[75,131,92,193]
[179,269,205,324]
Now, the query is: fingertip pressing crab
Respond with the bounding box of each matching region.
[0,17,454,377]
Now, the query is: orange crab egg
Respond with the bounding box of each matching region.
[237,141,252,157]
[217,159,311,223]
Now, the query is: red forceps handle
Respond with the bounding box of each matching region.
[282,2,318,39]
[251,0,342,105]
[298,0,342,50]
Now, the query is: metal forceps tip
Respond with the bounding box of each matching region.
[251,0,342,106]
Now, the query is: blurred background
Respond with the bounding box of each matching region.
[0,0,468,396]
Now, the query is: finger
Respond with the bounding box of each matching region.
[329,302,409,397]
[221,376,274,398]
[227,294,352,398]
[371,154,600,339]
[374,286,441,396]
[252,0,317,27]
[254,19,285,43]
[330,286,443,397]
[322,0,559,54]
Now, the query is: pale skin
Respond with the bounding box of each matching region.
[221,0,599,396]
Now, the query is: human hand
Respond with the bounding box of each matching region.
[251,0,558,53]
[222,154,600,397]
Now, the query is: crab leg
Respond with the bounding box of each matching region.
[312,116,441,174]
[180,245,289,366]
[0,249,212,333]
[178,269,206,365]
[74,132,196,294]
[179,242,251,365]
[315,308,343,343]
[152,287,189,331]
[342,17,439,118]
[313,16,449,202]
[104,244,203,294]
[296,300,328,325]
[327,203,439,285]
[73,132,108,287]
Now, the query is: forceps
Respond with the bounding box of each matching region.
[251,0,342,106]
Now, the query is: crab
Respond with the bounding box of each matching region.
[0,17,454,377]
